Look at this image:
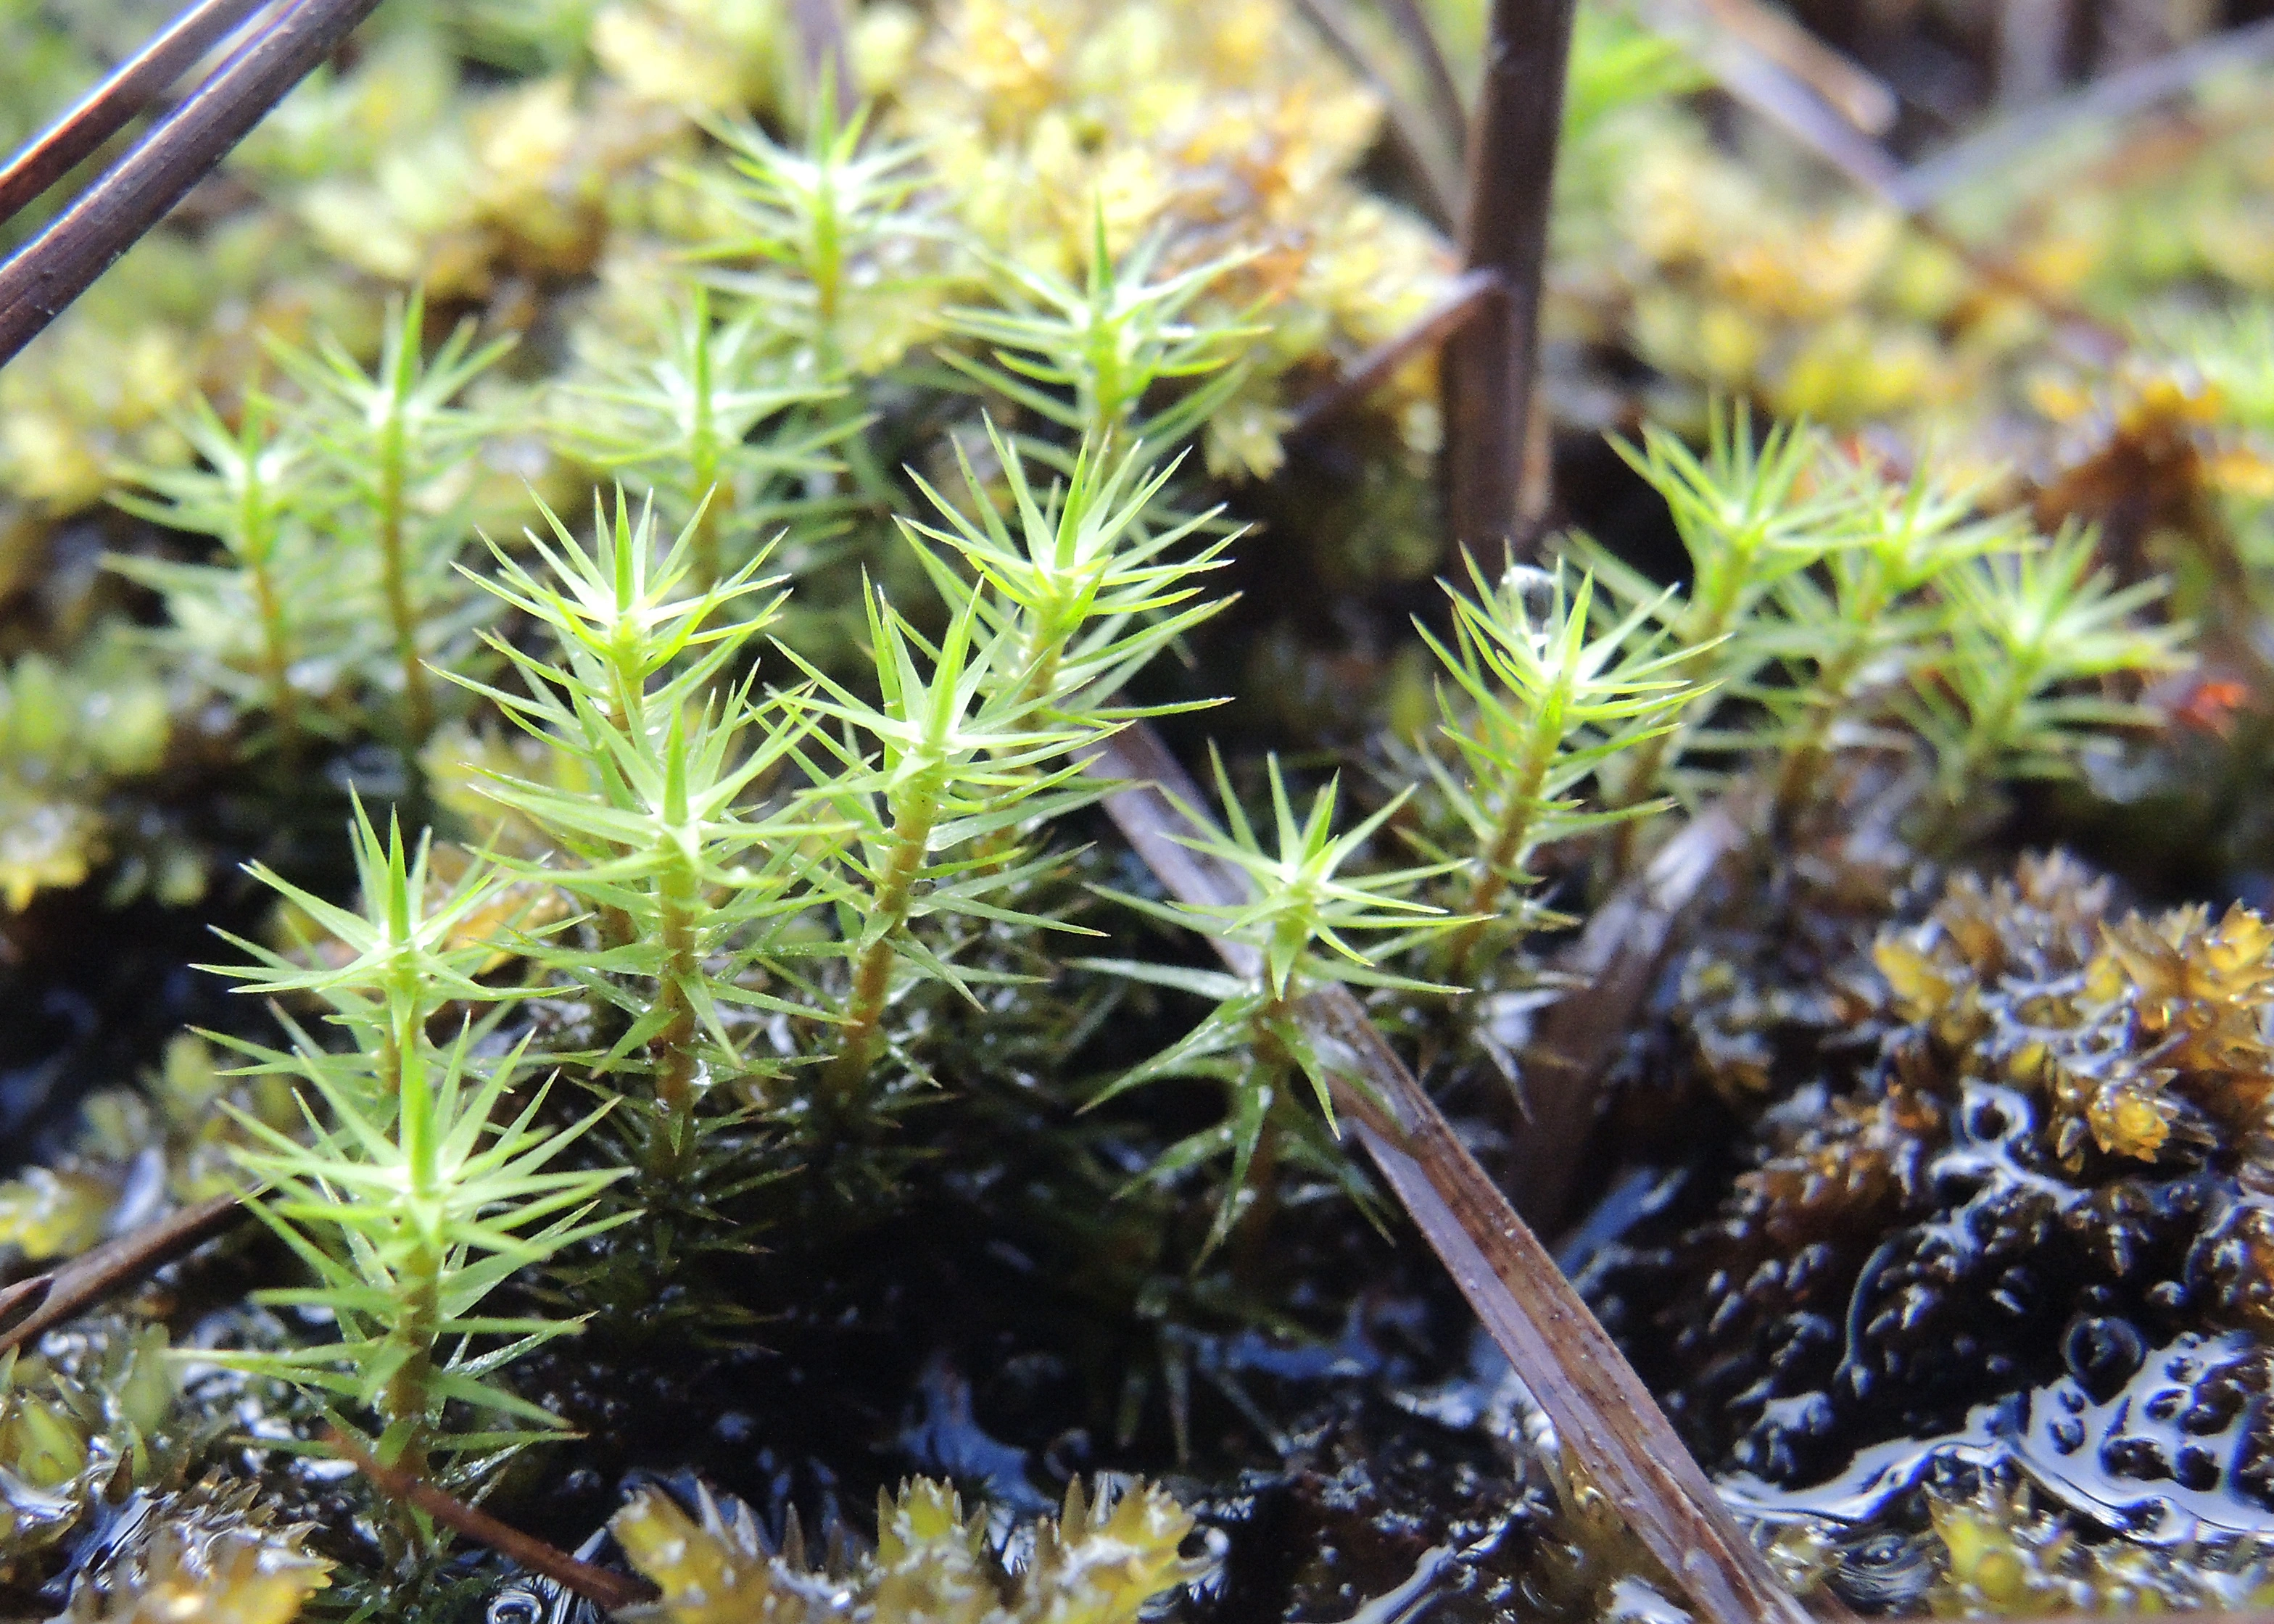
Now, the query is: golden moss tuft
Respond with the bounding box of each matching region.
[614,1475,1207,1624]
[51,1489,331,1624]
[1927,1475,2274,1616]
[892,0,1452,471]
[1861,854,2274,1167]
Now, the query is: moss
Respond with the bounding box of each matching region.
[0,1316,223,1593]
[5,0,2274,1616]
[1582,852,2274,1552]
[613,1475,1208,1624]
[0,1036,297,1264]
[0,629,173,912]
[49,1487,330,1624]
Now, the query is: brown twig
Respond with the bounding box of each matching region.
[0,0,384,368]
[1090,728,1819,1624]
[1335,1095,1807,1624]
[1687,0,1897,135]
[0,1191,247,1357]
[1289,268,1502,441]
[1667,16,1911,199]
[1996,0,2073,108]
[326,1429,658,1612]
[0,0,273,228]
[1378,0,1471,154]
[1511,803,1746,1230]
[1442,0,1577,552]
[1653,7,2125,358]
[1891,14,2274,211]
[1290,0,2162,475]
[1291,0,1464,230]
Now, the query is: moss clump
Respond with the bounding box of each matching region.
[1589,853,2274,1544]
[0,632,173,914]
[0,1317,213,1596]
[0,1037,297,1263]
[613,1475,1209,1624]
[12,0,2274,1617]
[47,1487,330,1624]
[1923,1472,2274,1616]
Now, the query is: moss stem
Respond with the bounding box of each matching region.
[247,551,302,766]
[689,290,724,589]
[1770,638,1869,827]
[376,409,434,744]
[647,861,703,1180]
[239,452,303,764]
[1446,721,1556,979]
[824,767,943,1105]
[381,1012,439,1479]
[1605,566,1745,877]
